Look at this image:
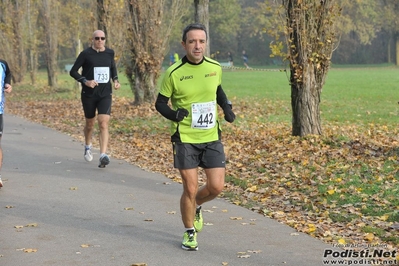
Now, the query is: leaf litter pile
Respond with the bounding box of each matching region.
[7,96,399,251]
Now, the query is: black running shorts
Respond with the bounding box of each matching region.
[173,141,226,169]
[81,95,112,119]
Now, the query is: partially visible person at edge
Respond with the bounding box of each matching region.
[242,50,250,69]
[155,23,236,251]
[169,53,175,65]
[69,30,120,168]
[227,51,234,67]
[174,52,179,64]
[0,59,13,188]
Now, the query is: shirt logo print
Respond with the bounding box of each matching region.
[180,75,193,81]
[205,72,217,78]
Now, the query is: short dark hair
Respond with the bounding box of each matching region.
[181,23,208,42]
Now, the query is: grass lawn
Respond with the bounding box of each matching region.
[45,65,399,126]
[220,66,399,126]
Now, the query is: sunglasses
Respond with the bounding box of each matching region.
[94,37,106,41]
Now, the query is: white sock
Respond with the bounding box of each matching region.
[185,227,195,232]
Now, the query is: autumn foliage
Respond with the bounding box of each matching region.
[7,96,399,250]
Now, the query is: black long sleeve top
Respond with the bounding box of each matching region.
[70,47,118,98]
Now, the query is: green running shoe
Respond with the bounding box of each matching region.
[194,206,203,232]
[181,230,198,251]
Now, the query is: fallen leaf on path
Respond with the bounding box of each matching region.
[14,225,23,229]
[248,250,262,253]
[69,187,78,190]
[233,200,241,205]
[80,244,90,248]
[230,217,243,220]
[24,248,38,253]
[124,207,134,210]
[26,223,38,227]
[5,205,14,208]
[167,211,176,214]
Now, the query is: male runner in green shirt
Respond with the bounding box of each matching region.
[155,23,235,251]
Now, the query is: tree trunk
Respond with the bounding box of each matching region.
[282,0,339,136]
[291,66,322,136]
[133,67,143,105]
[40,0,58,88]
[11,4,27,83]
[0,0,28,83]
[125,0,187,105]
[27,0,38,85]
[97,0,108,36]
[194,0,210,57]
[132,68,157,105]
[396,35,399,66]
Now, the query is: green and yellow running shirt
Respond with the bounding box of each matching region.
[159,56,222,144]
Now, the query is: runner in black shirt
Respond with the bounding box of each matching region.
[70,30,120,168]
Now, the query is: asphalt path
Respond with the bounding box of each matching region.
[0,114,338,266]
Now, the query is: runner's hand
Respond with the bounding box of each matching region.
[114,80,120,90]
[174,108,189,122]
[4,84,12,93]
[223,104,235,123]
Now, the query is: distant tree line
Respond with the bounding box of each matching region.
[0,0,396,88]
[193,0,399,66]
[1,0,391,137]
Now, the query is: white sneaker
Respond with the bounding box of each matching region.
[0,177,3,188]
[98,154,110,168]
[84,146,93,162]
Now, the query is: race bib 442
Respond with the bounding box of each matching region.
[191,101,216,129]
